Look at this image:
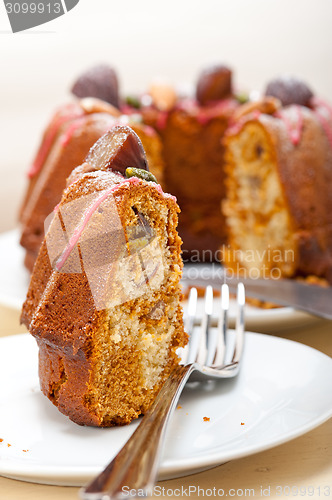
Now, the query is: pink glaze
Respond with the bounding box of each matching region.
[275,106,304,146]
[176,98,197,114]
[54,176,170,272]
[55,180,131,271]
[53,202,60,213]
[176,98,236,126]
[141,124,157,137]
[311,97,332,149]
[156,111,169,130]
[60,115,119,148]
[312,97,332,116]
[27,103,84,178]
[121,104,136,115]
[60,116,89,147]
[226,110,262,137]
[196,99,237,125]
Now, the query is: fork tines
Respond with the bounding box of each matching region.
[184,283,245,370]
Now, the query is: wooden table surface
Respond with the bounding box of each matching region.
[0,304,331,500]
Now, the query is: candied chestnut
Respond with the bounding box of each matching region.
[85,126,148,176]
[265,76,314,107]
[196,65,232,105]
[71,64,120,109]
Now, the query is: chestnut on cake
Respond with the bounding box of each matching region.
[222,76,332,283]
[21,126,187,427]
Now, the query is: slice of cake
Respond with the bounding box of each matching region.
[222,77,332,283]
[19,97,164,271]
[21,126,186,427]
[124,65,240,261]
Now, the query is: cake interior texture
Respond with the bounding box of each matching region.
[81,180,184,426]
[223,106,332,282]
[223,121,296,277]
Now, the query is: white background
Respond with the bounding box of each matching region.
[1,0,332,232]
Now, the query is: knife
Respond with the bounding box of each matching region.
[182,265,332,320]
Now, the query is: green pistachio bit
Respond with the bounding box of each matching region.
[125,95,141,109]
[235,92,249,104]
[125,167,158,184]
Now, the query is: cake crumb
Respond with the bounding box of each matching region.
[22,450,29,452]
[241,422,245,425]
[203,417,210,422]
[0,439,3,443]
[177,405,182,410]
[7,443,11,447]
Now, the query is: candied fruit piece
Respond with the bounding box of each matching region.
[71,64,120,109]
[196,65,232,105]
[265,76,314,107]
[86,126,148,176]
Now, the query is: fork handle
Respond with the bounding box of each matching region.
[81,363,196,500]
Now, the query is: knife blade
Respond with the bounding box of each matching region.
[182,265,332,320]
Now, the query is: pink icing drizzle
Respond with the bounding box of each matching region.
[156,111,169,130]
[59,116,89,147]
[197,100,237,125]
[226,110,262,137]
[27,103,84,178]
[60,115,120,148]
[141,124,157,137]
[53,202,60,213]
[120,104,134,115]
[54,177,171,271]
[55,180,132,271]
[311,97,332,148]
[176,98,237,125]
[275,106,304,146]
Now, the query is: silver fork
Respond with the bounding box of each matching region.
[80,283,245,500]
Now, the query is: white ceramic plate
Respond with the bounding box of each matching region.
[0,230,319,332]
[0,333,331,486]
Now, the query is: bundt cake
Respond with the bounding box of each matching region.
[20,97,164,271]
[123,65,241,261]
[222,77,332,283]
[21,126,186,427]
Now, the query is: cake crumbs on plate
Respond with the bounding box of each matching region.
[7,443,11,447]
[177,405,182,410]
[0,439,3,443]
[203,417,210,422]
[22,450,29,452]
[241,422,245,425]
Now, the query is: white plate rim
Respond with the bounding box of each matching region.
[0,332,331,485]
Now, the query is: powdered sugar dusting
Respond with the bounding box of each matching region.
[275,105,304,146]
